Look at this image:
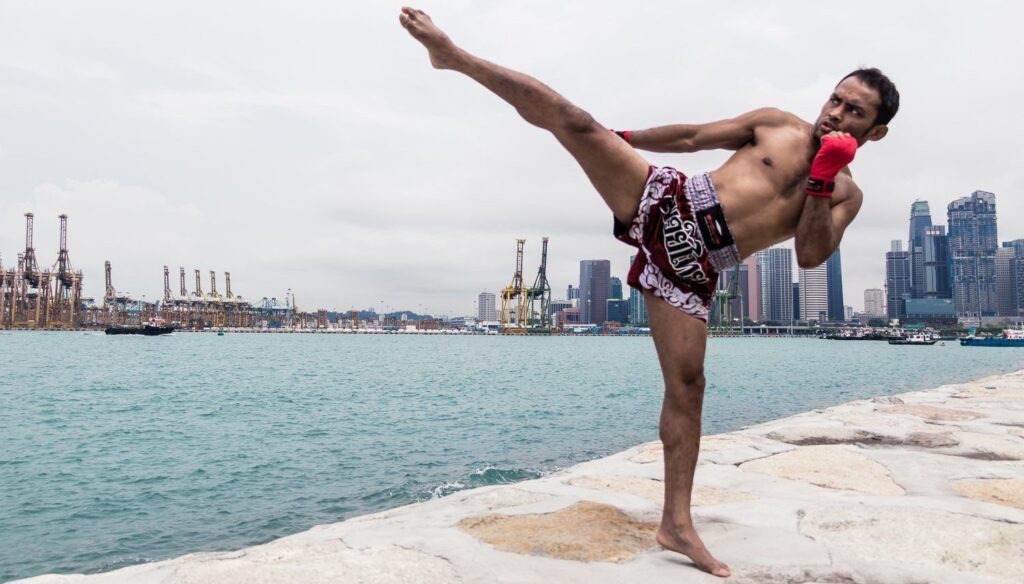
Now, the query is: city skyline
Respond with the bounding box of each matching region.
[2,2,1022,314]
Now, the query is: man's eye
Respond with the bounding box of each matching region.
[831,97,841,104]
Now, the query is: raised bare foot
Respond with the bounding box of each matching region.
[398,7,462,70]
[657,524,731,578]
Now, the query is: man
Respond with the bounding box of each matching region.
[399,7,898,578]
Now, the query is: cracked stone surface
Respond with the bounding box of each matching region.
[17,370,1024,584]
[952,478,1024,508]
[457,501,658,562]
[739,445,906,495]
[801,504,1024,581]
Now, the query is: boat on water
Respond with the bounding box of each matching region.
[960,326,1024,347]
[888,332,938,346]
[105,317,176,336]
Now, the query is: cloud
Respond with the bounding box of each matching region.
[0,1,1022,314]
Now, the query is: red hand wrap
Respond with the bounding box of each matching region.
[806,134,857,197]
[610,129,631,143]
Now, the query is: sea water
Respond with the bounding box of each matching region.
[2,331,1023,581]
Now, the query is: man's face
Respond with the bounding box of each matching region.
[814,76,888,146]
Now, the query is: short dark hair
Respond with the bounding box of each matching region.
[839,68,899,126]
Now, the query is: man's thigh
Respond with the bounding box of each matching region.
[553,126,651,227]
[643,290,708,385]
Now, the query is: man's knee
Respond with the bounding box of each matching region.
[557,103,598,134]
[665,367,706,408]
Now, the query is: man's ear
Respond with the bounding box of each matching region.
[866,124,888,142]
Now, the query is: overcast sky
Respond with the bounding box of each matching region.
[1,1,1021,315]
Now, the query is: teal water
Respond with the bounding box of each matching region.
[2,332,1023,582]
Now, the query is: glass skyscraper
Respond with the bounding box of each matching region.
[826,248,845,322]
[947,191,998,317]
[908,201,933,299]
[626,255,648,325]
[756,247,793,323]
[579,260,611,325]
[886,240,911,319]
[922,225,951,299]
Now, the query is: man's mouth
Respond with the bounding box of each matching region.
[819,121,836,133]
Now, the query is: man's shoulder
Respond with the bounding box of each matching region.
[746,107,808,129]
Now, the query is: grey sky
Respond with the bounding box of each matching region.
[1,1,1021,315]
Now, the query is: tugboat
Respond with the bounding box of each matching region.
[888,332,938,346]
[105,317,176,336]
[960,325,1024,347]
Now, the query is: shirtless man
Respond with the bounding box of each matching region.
[399,7,898,578]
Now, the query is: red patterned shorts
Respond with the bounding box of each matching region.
[614,166,740,323]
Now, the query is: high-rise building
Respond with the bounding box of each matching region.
[609,276,623,300]
[1006,240,1024,318]
[756,247,793,323]
[996,247,1018,317]
[742,255,761,322]
[1016,258,1024,317]
[886,240,911,320]
[948,191,998,317]
[908,200,933,298]
[567,285,580,303]
[844,305,854,321]
[864,288,885,317]
[825,248,845,322]
[799,264,829,323]
[579,260,611,325]
[477,291,498,322]
[627,255,648,325]
[923,225,951,298]
[792,283,801,321]
[1005,239,1024,256]
[607,299,629,324]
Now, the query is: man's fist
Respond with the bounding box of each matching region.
[806,132,858,197]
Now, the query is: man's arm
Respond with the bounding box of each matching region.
[794,170,863,268]
[623,107,786,153]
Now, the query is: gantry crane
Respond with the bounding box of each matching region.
[526,236,552,331]
[710,264,745,332]
[500,239,529,332]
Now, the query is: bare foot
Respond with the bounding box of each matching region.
[656,524,731,578]
[398,7,462,70]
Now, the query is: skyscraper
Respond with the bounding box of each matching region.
[995,247,1017,317]
[908,200,933,298]
[756,247,793,322]
[923,225,951,298]
[743,255,761,322]
[792,283,801,322]
[609,276,623,301]
[579,260,611,325]
[948,191,998,317]
[627,254,648,325]
[825,248,845,322]
[799,264,829,323]
[886,240,911,319]
[864,288,885,317]
[477,291,498,321]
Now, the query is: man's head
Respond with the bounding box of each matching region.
[814,68,899,146]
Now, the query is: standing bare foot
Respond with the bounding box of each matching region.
[657,524,731,578]
[398,7,463,70]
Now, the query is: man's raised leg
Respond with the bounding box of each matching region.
[399,7,651,226]
[644,290,730,578]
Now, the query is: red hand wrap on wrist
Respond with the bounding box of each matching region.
[806,134,857,197]
[610,129,631,143]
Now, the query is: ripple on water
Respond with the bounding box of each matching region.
[1,334,1023,582]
